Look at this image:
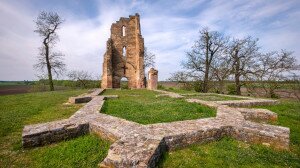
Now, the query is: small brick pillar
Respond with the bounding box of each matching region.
[147,68,158,90]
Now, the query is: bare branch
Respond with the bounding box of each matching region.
[68,70,93,88]
[144,47,156,68]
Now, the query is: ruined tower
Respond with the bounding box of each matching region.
[147,68,158,90]
[101,13,145,89]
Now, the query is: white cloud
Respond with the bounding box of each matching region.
[0,1,39,80]
[0,0,299,81]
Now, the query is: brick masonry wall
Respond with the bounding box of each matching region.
[101,14,145,89]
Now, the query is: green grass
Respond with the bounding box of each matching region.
[101,89,216,124]
[0,90,111,167]
[184,94,245,101]
[159,100,300,167]
[30,134,110,168]
[0,90,86,137]
[160,137,299,168]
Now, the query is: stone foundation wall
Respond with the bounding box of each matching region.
[236,108,278,121]
[231,122,290,149]
[22,119,89,148]
[216,99,278,107]
[22,89,290,167]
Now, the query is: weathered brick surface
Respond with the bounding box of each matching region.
[231,121,289,149]
[236,108,278,122]
[99,134,166,168]
[22,89,290,167]
[22,119,89,148]
[147,68,158,90]
[89,114,142,141]
[68,89,104,104]
[68,96,92,104]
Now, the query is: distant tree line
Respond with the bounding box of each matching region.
[169,27,300,98]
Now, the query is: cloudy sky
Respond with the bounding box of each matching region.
[0,0,299,81]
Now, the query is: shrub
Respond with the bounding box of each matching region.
[168,87,175,91]
[269,89,280,99]
[227,84,236,95]
[157,84,165,90]
[193,81,202,92]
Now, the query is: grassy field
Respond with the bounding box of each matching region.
[0,90,111,167]
[184,94,245,101]
[160,137,299,167]
[101,89,216,124]
[159,100,300,167]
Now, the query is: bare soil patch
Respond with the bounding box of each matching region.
[0,85,32,95]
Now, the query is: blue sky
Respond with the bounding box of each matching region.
[0,0,299,81]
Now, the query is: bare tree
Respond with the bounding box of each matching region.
[34,11,65,91]
[168,71,191,83]
[252,50,298,98]
[182,28,226,92]
[168,71,196,90]
[67,70,93,88]
[144,47,156,68]
[229,37,259,95]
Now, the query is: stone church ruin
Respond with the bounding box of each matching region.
[20,13,291,168]
[101,13,148,89]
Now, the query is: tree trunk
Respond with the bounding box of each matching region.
[78,79,87,88]
[219,80,224,94]
[203,38,210,93]
[234,57,241,95]
[44,42,54,91]
[203,65,209,93]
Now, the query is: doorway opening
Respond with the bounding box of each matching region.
[120,77,128,89]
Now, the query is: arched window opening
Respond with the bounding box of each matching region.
[122,26,126,36]
[121,77,128,82]
[122,46,126,58]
